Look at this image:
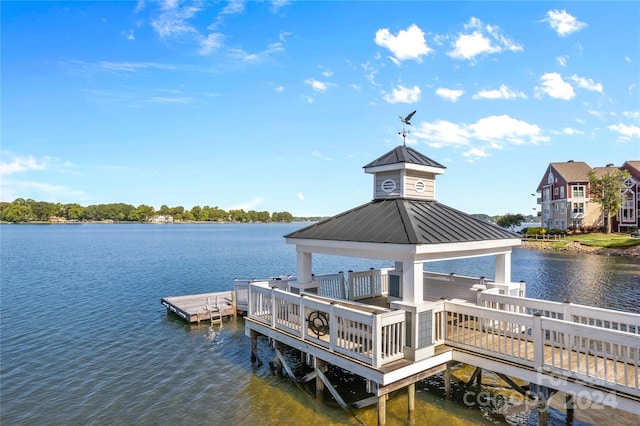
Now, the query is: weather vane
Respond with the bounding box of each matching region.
[398,110,416,146]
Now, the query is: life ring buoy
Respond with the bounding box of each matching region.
[307,311,329,337]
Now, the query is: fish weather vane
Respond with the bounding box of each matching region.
[398,110,416,146]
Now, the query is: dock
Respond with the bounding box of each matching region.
[161,291,235,323]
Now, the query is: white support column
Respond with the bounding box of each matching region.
[297,251,313,283]
[402,261,423,304]
[494,252,511,284]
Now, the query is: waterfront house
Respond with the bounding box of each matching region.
[535,160,640,232]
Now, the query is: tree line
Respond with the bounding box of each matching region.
[0,198,294,224]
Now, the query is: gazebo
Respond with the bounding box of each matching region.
[283,144,522,361]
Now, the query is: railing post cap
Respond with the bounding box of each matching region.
[563,299,571,304]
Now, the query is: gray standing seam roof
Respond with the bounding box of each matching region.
[363,145,446,170]
[285,199,518,244]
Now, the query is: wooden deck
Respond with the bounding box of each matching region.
[161,291,235,323]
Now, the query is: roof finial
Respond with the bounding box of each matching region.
[398,110,416,146]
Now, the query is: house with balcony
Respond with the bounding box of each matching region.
[535,160,640,232]
[239,145,640,425]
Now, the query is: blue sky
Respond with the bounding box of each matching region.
[2,1,639,217]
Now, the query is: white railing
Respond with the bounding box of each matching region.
[443,301,640,398]
[348,267,392,301]
[423,272,525,301]
[247,283,405,368]
[313,272,346,299]
[477,292,640,334]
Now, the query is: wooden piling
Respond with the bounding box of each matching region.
[407,382,415,421]
[315,359,326,401]
[444,363,451,400]
[566,393,575,424]
[250,330,262,366]
[378,394,386,426]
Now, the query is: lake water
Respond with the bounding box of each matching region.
[1,223,639,425]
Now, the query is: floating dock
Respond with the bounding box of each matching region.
[161,291,235,323]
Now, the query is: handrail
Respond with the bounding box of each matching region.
[443,301,640,397]
[478,292,640,334]
[247,283,404,367]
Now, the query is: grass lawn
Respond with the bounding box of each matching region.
[563,233,640,249]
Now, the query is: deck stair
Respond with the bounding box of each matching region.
[206,296,223,325]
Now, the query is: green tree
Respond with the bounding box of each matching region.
[1,202,33,223]
[131,204,155,222]
[64,203,84,220]
[271,211,293,223]
[588,169,631,233]
[496,213,525,230]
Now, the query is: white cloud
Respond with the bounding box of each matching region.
[463,147,490,162]
[569,75,604,93]
[361,62,380,87]
[374,24,433,63]
[472,84,526,100]
[470,115,545,145]
[414,115,546,160]
[220,0,245,16]
[608,124,640,140]
[535,72,575,100]
[1,154,74,176]
[311,150,332,160]
[227,196,265,211]
[274,85,284,93]
[1,154,49,175]
[305,78,330,93]
[559,127,583,135]
[435,88,465,102]
[271,1,291,13]
[447,17,522,61]
[414,120,470,147]
[297,192,304,201]
[228,42,284,62]
[199,33,224,55]
[556,55,568,67]
[382,84,421,104]
[151,2,201,39]
[121,29,135,40]
[543,10,587,37]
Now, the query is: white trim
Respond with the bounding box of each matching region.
[287,238,520,262]
[365,163,445,175]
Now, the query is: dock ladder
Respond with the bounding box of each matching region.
[205,296,223,325]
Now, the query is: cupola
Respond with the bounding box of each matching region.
[363,145,446,201]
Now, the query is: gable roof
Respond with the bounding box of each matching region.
[536,161,591,191]
[285,199,518,245]
[622,161,640,179]
[363,145,446,170]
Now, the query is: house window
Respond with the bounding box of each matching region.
[573,202,584,213]
[621,196,635,222]
[554,187,559,196]
[554,203,559,211]
[560,186,565,198]
[573,185,585,197]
